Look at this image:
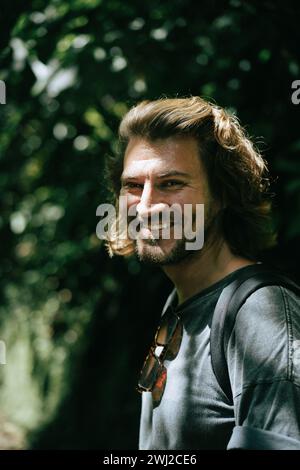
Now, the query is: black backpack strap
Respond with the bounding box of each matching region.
[210,265,300,404]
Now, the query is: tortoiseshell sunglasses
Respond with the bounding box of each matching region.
[136,306,183,406]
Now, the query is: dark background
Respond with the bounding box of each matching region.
[0,0,299,449]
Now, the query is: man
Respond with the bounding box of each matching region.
[105,97,300,449]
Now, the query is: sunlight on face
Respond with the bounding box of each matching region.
[121,136,214,265]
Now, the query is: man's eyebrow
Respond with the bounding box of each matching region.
[156,171,191,179]
[120,174,137,182]
[121,171,191,181]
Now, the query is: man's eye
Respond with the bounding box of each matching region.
[124,182,143,189]
[162,180,184,188]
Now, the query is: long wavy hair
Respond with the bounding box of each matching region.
[104,96,276,259]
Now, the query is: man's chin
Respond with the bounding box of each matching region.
[135,238,193,266]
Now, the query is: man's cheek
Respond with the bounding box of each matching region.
[127,194,140,205]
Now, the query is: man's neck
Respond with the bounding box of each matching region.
[162,238,255,306]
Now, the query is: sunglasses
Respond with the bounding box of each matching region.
[136,306,183,407]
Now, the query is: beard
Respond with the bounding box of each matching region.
[134,207,219,267]
[134,236,193,266]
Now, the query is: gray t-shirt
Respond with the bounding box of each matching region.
[138,265,300,450]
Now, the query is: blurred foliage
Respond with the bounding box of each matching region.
[0,0,299,449]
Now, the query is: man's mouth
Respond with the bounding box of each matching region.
[146,223,173,230]
[139,223,175,232]
[137,224,177,242]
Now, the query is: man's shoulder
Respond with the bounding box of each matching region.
[232,283,300,340]
[237,284,299,323]
[228,284,300,390]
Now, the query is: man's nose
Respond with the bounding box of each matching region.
[136,182,167,220]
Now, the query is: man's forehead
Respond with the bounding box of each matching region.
[122,136,202,178]
[121,160,192,180]
[122,158,175,176]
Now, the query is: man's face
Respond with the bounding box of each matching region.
[120,136,215,266]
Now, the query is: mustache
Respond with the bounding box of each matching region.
[127,212,185,227]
